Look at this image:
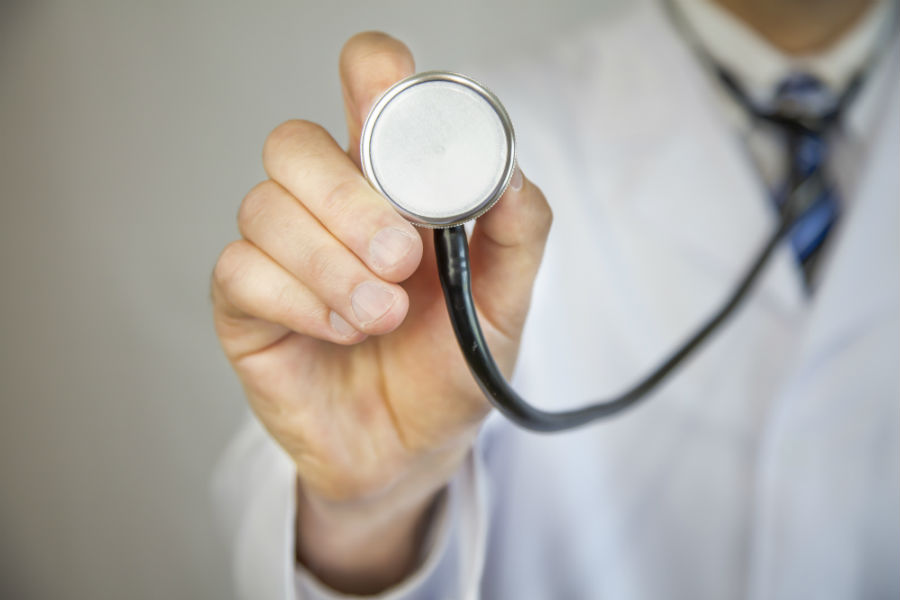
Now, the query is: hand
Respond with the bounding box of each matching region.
[211,32,552,593]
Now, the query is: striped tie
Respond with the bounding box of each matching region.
[769,74,840,283]
[715,67,861,288]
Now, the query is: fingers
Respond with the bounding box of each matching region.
[468,167,553,340]
[211,239,367,360]
[216,33,420,360]
[237,180,409,336]
[263,119,423,283]
[339,32,415,165]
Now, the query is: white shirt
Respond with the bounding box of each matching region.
[213,1,900,598]
[674,0,897,194]
[671,0,898,289]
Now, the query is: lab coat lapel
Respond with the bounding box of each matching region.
[582,0,805,316]
[747,51,899,599]
[790,51,900,370]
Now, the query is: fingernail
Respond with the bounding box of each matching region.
[351,282,396,324]
[369,227,415,270]
[330,310,359,338]
[509,165,523,192]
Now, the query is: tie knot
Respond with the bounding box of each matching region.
[771,73,837,125]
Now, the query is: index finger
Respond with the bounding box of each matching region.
[339,32,415,166]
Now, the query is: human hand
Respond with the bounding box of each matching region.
[211,32,551,593]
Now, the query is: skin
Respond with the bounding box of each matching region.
[713,0,874,54]
[211,0,875,593]
[212,33,551,593]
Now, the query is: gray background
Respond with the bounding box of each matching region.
[0,1,623,598]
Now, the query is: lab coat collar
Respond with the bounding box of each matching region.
[792,55,900,365]
[670,0,897,111]
[844,35,900,147]
[577,0,806,315]
[579,1,898,319]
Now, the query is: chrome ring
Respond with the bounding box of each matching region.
[360,71,517,228]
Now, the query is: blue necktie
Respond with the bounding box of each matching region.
[716,67,859,286]
[769,74,841,280]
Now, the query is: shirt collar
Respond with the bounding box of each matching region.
[671,0,896,124]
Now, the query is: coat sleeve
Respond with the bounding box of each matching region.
[211,415,491,600]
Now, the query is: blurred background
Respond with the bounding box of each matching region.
[0,1,625,598]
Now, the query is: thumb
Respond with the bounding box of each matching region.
[339,32,416,166]
[468,167,553,342]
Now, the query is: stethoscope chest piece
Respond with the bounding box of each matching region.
[360,71,516,228]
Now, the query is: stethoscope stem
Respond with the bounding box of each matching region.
[434,207,793,432]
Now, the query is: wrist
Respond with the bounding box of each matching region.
[296,480,442,594]
[295,435,473,594]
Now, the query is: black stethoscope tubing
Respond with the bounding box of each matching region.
[431,11,897,432]
[434,178,804,432]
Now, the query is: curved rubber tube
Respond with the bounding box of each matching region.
[434,211,792,432]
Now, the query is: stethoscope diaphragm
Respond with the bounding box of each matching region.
[360,71,516,228]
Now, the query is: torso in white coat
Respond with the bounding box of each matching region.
[472,2,899,598]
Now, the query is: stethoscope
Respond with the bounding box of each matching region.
[358,31,885,432]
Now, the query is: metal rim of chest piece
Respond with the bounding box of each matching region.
[360,71,517,228]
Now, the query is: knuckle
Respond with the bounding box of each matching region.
[271,277,300,316]
[322,178,366,222]
[304,244,340,287]
[237,181,274,232]
[263,119,328,165]
[213,240,248,294]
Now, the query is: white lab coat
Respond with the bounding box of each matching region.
[212,2,900,598]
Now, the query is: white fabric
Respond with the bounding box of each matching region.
[212,1,900,597]
[673,0,897,193]
[673,0,895,102]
